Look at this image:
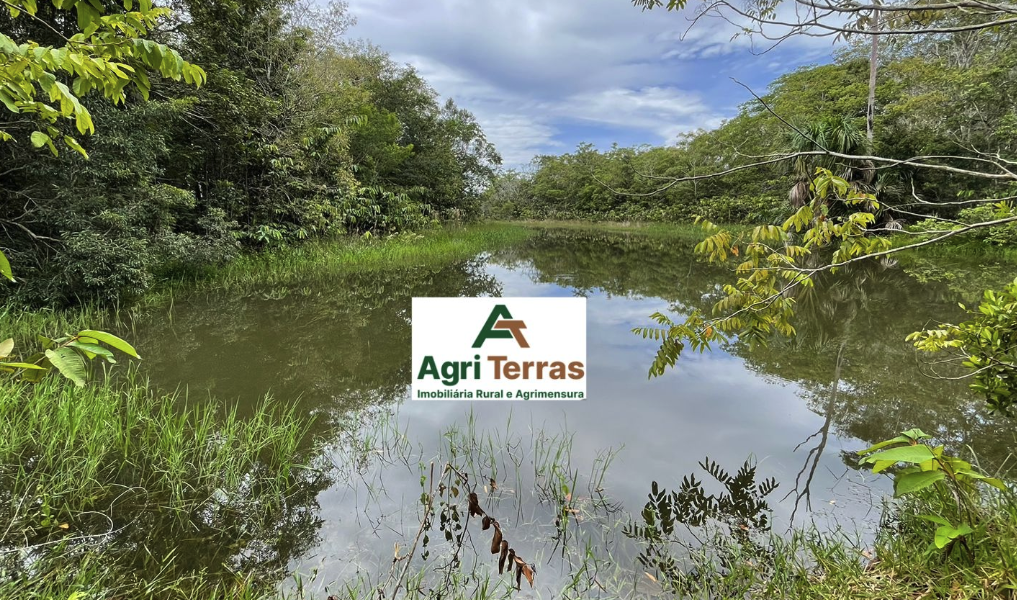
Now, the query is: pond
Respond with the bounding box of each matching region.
[132,226,1013,597]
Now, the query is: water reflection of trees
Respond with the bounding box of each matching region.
[133,258,503,430]
[493,228,1014,471]
[106,259,504,595]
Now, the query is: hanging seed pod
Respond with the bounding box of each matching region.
[482,515,491,530]
[520,562,534,588]
[498,540,509,574]
[468,492,484,517]
[490,523,502,554]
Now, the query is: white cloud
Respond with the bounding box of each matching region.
[343,0,841,166]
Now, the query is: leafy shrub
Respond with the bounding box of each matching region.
[58,231,152,303]
[909,277,1017,415]
[958,205,1017,246]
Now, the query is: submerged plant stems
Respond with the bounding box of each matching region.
[0,370,316,599]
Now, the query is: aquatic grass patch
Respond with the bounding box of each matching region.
[169,224,535,294]
[0,224,532,339]
[314,408,626,599]
[892,234,1017,264]
[511,219,737,241]
[0,370,326,599]
[0,303,124,350]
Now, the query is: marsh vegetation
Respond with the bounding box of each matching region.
[4,0,1017,596]
[3,225,1011,598]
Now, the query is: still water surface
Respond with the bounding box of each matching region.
[134,227,1014,596]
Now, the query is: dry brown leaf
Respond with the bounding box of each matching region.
[490,477,498,491]
[498,541,509,574]
[482,515,491,530]
[521,563,534,588]
[490,524,502,554]
[468,492,484,517]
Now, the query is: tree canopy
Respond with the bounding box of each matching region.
[0,0,500,305]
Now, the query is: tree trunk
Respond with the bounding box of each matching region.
[867,10,879,142]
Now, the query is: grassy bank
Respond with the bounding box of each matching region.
[0,223,537,598]
[0,370,321,599]
[0,223,535,347]
[509,219,708,237]
[663,490,1017,599]
[894,235,1017,264]
[185,222,535,293]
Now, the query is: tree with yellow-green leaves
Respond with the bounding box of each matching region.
[1,0,205,155]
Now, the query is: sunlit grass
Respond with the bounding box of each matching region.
[169,223,535,294]
[0,223,535,345]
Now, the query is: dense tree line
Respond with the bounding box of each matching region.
[1,0,500,305]
[483,25,1017,231]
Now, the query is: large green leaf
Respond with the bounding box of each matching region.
[901,428,931,441]
[918,514,951,527]
[894,470,945,497]
[68,341,116,362]
[0,362,47,370]
[0,249,13,281]
[955,470,1007,491]
[857,435,912,455]
[862,445,936,470]
[77,330,141,359]
[45,347,87,387]
[934,523,973,549]
[21,353,49,382]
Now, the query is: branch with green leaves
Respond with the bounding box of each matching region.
[0,328,140,386]
[908,278,1017,414]
[0,248,140,387]
[1,0,206,156]
[858,428,1006,556]
[634,168,1017,383]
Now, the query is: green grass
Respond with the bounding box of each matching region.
[891,233,1017,264]
[163,223,535,294]
[620,492,1017,599]
[508,219,735,241]
[0,370,317,600]
[0,223,534,347]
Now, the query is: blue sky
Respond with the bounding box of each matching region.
[344,0,842,167]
